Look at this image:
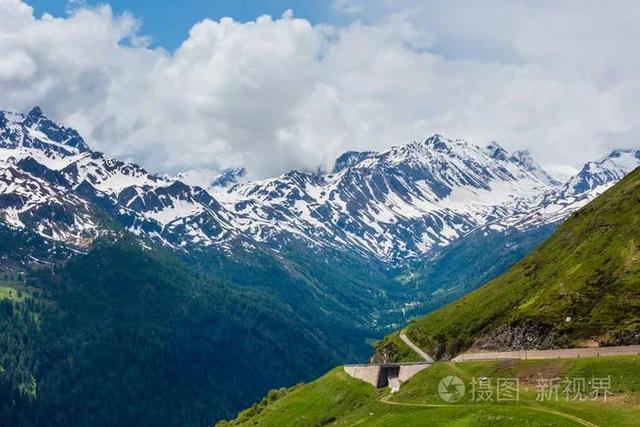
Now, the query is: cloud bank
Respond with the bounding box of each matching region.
[1,0,638,178]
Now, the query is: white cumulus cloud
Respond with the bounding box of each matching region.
[0,0,639,179]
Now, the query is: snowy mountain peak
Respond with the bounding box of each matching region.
[424,133,449,149]
[221,134,566,260]
[491,147,640,232]
[383,134,459,163]
[569,148,640,194]
[484,141,509,161]
[23,106,45,124]
[608,148,640,162]
[0,106,90,158]
[211,167,247,188]
[510,150,561,186]
[333,151,375,173]
[24,107,90,153]
[1,106,639,265]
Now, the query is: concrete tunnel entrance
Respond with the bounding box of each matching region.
[343,362,431,390]
[377,365,400,388]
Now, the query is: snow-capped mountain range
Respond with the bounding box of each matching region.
[486,148,640,232]
[1,106,638,263]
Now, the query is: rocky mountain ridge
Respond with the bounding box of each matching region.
[1,106,638,265]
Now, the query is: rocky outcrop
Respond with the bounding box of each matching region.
[370,340,400,364]
[601,327,640,346]
[472,321,570,351]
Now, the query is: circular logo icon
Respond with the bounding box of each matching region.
[438,376,465,403]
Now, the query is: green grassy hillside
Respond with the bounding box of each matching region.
[376,167,640,361]
[219,356,640,426]
[222,167,640,426]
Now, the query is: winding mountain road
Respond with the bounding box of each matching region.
[452,345,640,362]
[399,329,640,364]
[381,332,640,426]
[399,330,434,363]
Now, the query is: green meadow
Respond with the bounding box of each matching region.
[220,356,640,426]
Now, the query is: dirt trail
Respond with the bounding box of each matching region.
[379,394,599,427]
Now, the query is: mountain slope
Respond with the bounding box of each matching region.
[219,357,640,426]
[399,222,558,319]
[489,148,640,232]
[3,107,640,344]
[393,149,640,326]
[225,135,556,261]
[0,107,563,261]
[221,166,640,427]
[0,237,353,426]
[3,106,639,269]
[377,165,640,361]
[3,105,640,340]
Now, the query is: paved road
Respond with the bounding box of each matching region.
[399,330,434,363]
[452,345,640,362]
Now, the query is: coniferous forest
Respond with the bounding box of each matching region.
[0,238,344,426]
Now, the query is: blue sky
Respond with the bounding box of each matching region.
[28,0,342,50]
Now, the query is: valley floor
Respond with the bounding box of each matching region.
[219,356,640,426]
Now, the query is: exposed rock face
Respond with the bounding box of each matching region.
[601,327,640,346]
[472,322,570,351]
[3,106,640,267]
[370,340,400,364]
